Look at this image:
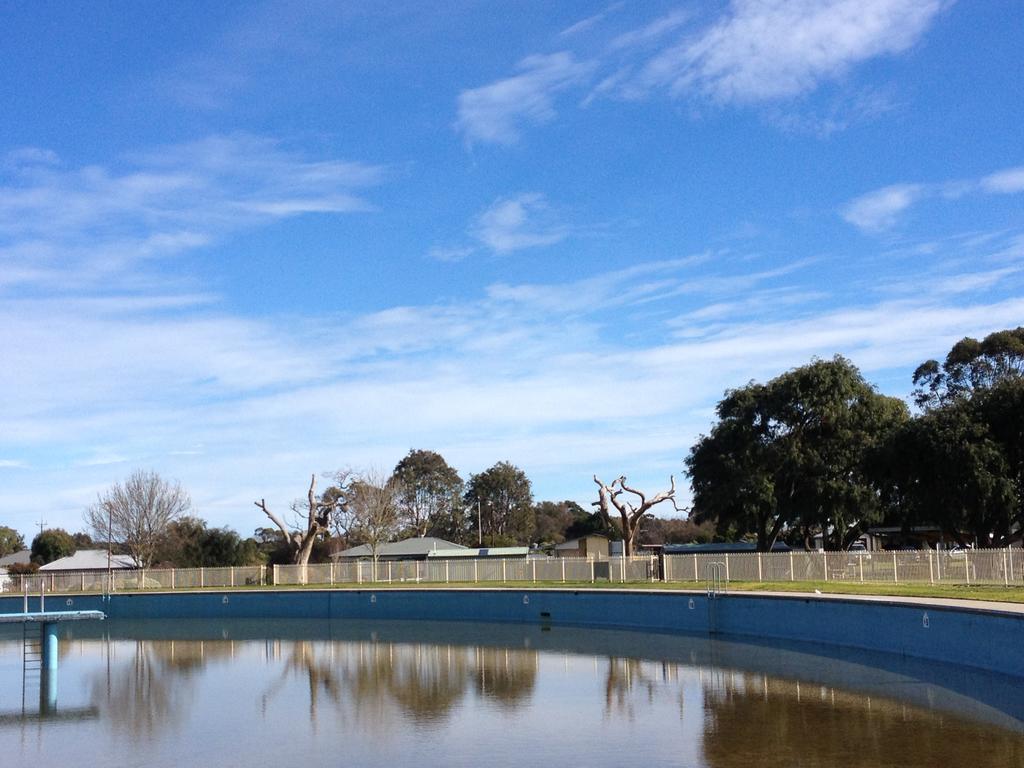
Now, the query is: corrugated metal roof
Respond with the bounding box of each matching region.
[39,549,138,571]
[331,537,467,559]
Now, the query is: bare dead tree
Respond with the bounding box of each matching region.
[593,475,682,556]
[255,471,351,566]
[345,470,404,563]
[84,469,191,568]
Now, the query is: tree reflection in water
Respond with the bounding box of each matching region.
[603,657,686,722]
[700,671,1024,768]
[260,637,537,730]
[85,638,233,741]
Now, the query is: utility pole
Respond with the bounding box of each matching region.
[37,518,48,537]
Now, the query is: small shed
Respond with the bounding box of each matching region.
[554,534,609,559]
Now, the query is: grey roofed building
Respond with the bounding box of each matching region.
[330,536,468,561]
[426,547,529,559]
[39,549,138,571]
[0,549,31,568]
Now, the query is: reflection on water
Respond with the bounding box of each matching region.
[1,619,1023,767]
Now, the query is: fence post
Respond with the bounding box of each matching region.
[200,567,205,589]
[1010,547,1015,583]
[892,552,898,583]
[591,560,595,583]
[1003,548,1009,587]
[965,552,971,586]
[388,561,393,584]
[823,552,828,582]
[859,555,864,582]
[230,567,235,588]
[724,554,730,583]
[693,555,699,583]
[445,560,450,584]
[172,569,176,590]
[789,551,794,582]
[928,551,934,584]
[502,559,507,583]
[757,553,763,583]
[532,559,536,583]
[561,559,566,583]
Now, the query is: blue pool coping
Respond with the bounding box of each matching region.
[3,587,1023,678]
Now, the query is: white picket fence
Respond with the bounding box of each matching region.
[2,548,1020,595]
[663,548,1024,586]
[272,556,659,586]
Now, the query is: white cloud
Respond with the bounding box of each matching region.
[841,183,924,231]
[981,166,1024,194]
[455,53,596,145]
[843,164,1024,231]
[638,0,945,103]
[471,193,569,253]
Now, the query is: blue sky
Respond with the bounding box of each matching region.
[1,0,1022,541]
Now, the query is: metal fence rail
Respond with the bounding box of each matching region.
[1,548,1020,595]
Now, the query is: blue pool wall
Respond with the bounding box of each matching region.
[2,588,1022,678]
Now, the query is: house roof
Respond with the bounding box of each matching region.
[39,549,138,571]
[0,549,31,567]
[331,537,467,559]
[425,547,529,558]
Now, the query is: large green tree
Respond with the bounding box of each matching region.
[31,528,76,565]
[873,400,1017,546]
[0,525,25,557]
[687,356,908,551]
[464,462,534,546]
[391,449,464,539]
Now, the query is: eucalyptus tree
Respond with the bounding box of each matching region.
[593,476,681,556]
[464,462,534,546]
[391,449,464,539]
[912,326,1024,409]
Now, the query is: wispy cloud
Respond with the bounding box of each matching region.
[464,1,948,144]
[559,4,624,38]
[0,134,385,291]
[455,53,596,145]
[842,165,1024,232]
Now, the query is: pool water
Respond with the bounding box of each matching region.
[2,619,1023,767]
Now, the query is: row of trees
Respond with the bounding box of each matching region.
[688,328,1024,551]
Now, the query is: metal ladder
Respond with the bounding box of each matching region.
[705,561,727,598]
[22,622,42,711]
